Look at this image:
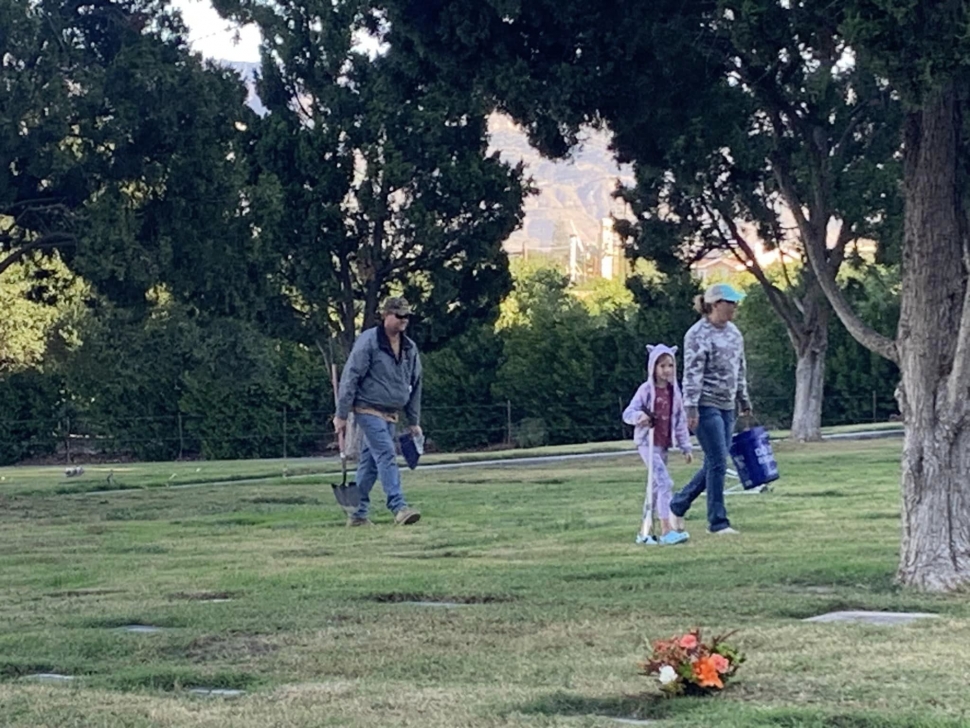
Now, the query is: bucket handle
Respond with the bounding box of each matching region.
[736,411,763,431]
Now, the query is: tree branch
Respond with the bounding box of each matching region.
[828,221,854,277]
[0,233,76,278]
[776,244,799,309]
[804,217,899,363]
[832,99,880,161]
[704,200,804,340]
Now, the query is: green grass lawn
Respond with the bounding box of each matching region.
[1,437,967,728]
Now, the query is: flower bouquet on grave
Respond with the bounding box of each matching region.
[638,628,744,696]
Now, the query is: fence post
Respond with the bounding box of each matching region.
[177,412,185,461]
[64,416,72,464]
[618,396,625,439]
[506,400,513,447]
[282,406,288,461]
[872,390,877,424]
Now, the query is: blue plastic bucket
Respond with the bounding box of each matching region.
[729,426,779,489]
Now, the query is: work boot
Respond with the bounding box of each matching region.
[394,507,421,525]
[346,516,373,527]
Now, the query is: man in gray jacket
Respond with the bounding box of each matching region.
[334,297,423,526]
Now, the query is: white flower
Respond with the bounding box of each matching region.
[658,665,678,685]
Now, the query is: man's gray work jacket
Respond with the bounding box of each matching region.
[336,325,422,425]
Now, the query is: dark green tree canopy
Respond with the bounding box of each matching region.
[213,0,532,353]
[1,0,279,320]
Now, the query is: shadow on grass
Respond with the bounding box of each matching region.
[111,667,257,692]
[779,490,847,498]
[245,495,320,505]
[746,709,967,728]
[516,690,676,722]
[368,592,515,604]
[0,662,59,680]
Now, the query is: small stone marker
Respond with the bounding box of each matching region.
[604,718,655,726]
[27,673,75,682]
[120,624,164,633]
[804,610,939,626]
[188,688,246,697]
[400,600,464,608]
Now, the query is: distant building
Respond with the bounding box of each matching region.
[599,217,628,280]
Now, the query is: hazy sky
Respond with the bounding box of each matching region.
[171,0,261,62]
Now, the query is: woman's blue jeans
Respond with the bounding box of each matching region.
[670,406,735,532]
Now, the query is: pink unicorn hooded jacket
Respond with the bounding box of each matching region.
[622,343,692,453]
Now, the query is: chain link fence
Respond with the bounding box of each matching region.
[0,391,899,465]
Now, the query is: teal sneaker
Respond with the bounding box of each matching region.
[635,533,659,546]
[659,530,690,545]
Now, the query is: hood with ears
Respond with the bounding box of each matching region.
[622,342,691,452]
[646,343,679,388]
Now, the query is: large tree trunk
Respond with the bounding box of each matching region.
[895,85,970,591]
[750,286,829,442]
[789,325,828,442]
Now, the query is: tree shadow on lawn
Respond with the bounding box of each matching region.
[516,693,966,728]
[516,690,680,723]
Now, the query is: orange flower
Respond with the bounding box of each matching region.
[679,634,698,650]
[710,654,730,674]
[692,657,724,689]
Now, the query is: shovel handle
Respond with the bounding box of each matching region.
[330,362,347,459]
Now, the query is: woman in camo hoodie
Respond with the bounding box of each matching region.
[669,282,752,535]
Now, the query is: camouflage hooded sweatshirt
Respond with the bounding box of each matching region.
[682,317,751,414]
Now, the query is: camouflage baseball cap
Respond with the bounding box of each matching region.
[382,296,413,316]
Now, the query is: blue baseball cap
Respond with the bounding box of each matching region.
[703,283,745,304]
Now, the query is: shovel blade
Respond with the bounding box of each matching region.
[331,482,361,511]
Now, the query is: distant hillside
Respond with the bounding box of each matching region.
[488,115,633,254]
[220,60,630,252]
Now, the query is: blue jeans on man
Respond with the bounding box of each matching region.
[670,406,735,532]
[352,413,408,519]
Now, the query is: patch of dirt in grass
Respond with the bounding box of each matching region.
[46,588,124,598]
[169,591,237,602]
[368,592,515,605]
[387,549,479,560]
[517,690,673,722]
[106,543,169,555]
[245,495,320,505]
[178,634,279,663]
[0,663,58,680]
[210,515,266,527]
[112,668,256,692]
[859,511,900,520]
[276,548,334,558]
[79,616,179,630]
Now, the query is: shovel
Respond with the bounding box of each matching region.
[330,361,361,513]
[639,425,656,542]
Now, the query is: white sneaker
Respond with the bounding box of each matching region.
[708,526,740,535]
[670,513,686,531]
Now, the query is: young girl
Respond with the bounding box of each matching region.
[623,344,693,545]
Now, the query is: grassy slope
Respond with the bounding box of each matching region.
[1,438,967,727]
